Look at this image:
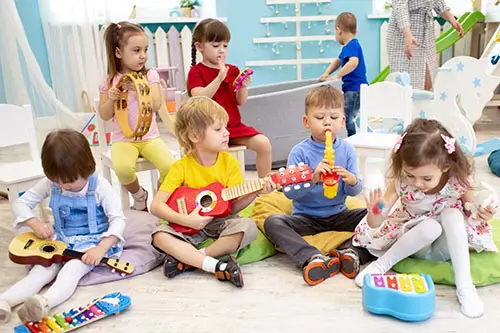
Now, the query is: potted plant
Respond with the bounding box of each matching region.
[180,0,200,17]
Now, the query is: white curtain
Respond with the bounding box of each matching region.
[38,0,135,115]
[0,0,86,131]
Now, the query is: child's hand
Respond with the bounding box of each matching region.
[185,206,214,230]
[477,205,496,223]
[26,218,54,240]
[259,178,277,195]
[365,188,385,216]
[217,60,228,82]
[120,80,136,92]
[241,76,252,88]
[312,159,333,183]
[333,166,357,186]
[81,246,107,266]
[107,87,121,101]
[319,73,330,81]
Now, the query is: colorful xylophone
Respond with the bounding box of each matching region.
[362,273,435,322]
[14,292,131,333]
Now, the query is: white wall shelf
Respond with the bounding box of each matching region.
[367,13,391,19]
[267,0,330,4]
[253,35,336,43]
[246,58,335,67]
[260,15,336,23]
[130,17,226,24]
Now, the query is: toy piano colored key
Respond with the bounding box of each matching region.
[411,275,428,293]
[24,322,42,333]
[54,313,72,330]
[44,316,64,332]
[386,275,399,290]
[36,321,52,333]
[372,274,386,288]
[398,274,413,292]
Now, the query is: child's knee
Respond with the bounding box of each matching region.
[113,162,137,185]
[152,231,175,252]
[263,214,286,235]
[239,221,257,249]
[256,135,272,154]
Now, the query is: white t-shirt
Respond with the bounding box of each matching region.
[13,175,126,244]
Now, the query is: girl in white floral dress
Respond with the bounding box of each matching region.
[353,119,497,319]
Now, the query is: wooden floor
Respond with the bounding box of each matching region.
[0,130,500,332]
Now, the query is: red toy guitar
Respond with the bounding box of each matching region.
[166,163,312,235]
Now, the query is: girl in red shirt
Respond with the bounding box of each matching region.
[187,18,272,177]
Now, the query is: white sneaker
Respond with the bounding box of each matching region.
[0,300,11,324]
[17,294,50,323]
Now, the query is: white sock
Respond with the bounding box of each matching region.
[355,218,442,288]
[198,248,206,255]
[201,256,219,273]
[0,300,11,324]
[132,187,147,210]
[440,209,484,318]
[354,261,386,287]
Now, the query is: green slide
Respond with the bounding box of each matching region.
[371,10,485,84]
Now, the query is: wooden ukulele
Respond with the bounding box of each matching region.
[9,232,134,276]
[167,163,313,235]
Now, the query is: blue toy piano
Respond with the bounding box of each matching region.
[362,273,435,322]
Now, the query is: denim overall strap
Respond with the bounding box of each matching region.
[86,173,99,234]
[49,182,67,242]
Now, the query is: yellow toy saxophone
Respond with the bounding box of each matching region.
[321,130,339,198]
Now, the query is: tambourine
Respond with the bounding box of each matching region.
[114,71,153,140]
[233,68,254,92]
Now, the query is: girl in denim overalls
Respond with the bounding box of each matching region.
[0,130,126,324]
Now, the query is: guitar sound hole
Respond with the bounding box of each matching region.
[42,245,56,253]
[200,195,213,208]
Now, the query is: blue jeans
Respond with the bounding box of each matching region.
[344,90,360,137]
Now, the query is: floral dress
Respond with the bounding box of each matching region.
[352,176,496,253]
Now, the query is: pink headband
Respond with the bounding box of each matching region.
[393,132,456,154]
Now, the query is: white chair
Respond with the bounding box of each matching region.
[175,91,247,173]
[0,104,45,212]
[345,82,413,178]
[94,101,160,210]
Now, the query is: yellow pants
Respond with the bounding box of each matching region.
[111,138,174,185]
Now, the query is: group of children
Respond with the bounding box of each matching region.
[0,13,496,325]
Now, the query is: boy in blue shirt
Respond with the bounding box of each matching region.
[264,86,373,286]
[320,12,368,137]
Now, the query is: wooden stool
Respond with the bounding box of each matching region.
[228,145,247,173]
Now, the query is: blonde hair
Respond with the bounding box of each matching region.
[305,85,344,114]
[175,96,229,155]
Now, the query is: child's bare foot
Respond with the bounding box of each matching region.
[17,295,49,323]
